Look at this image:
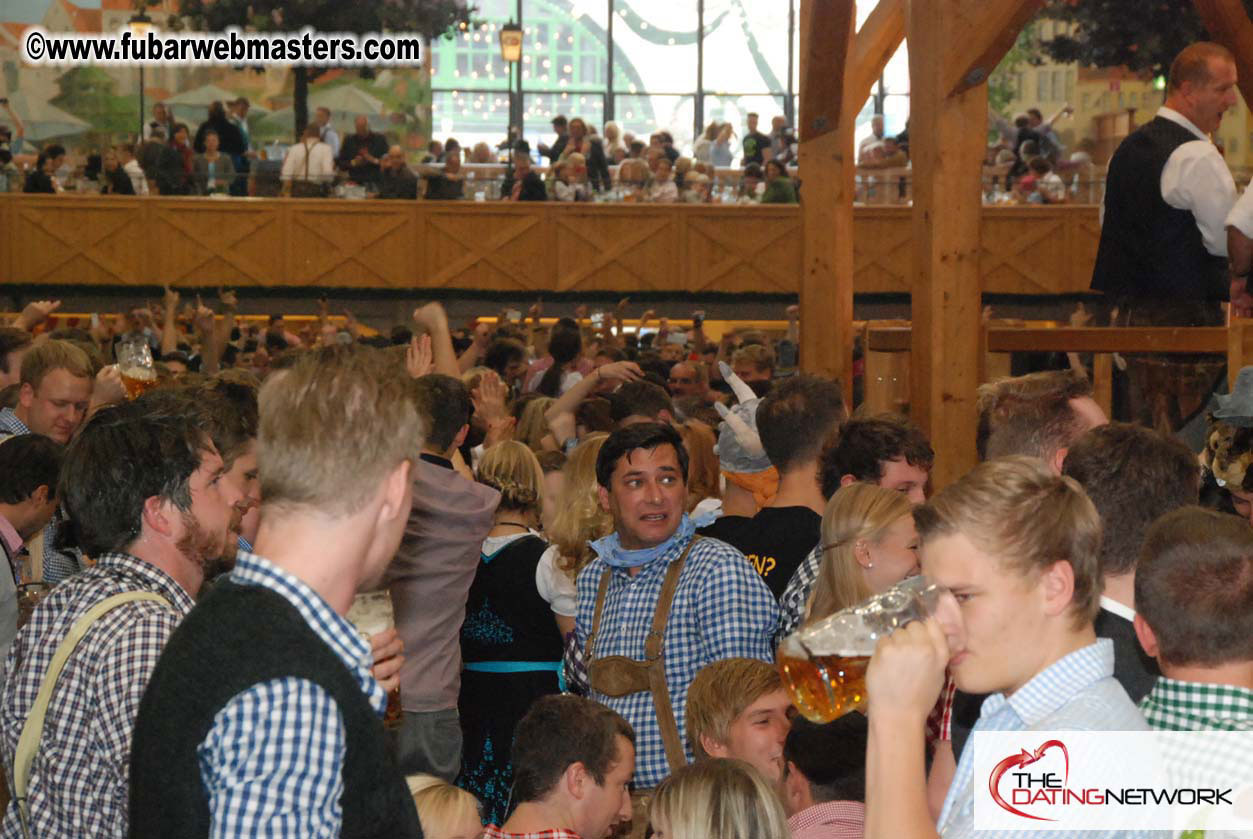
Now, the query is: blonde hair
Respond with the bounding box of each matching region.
[677,419,719,512]
[20,339,93,390]
[550,433,612,577]
[517,396,555,452]
[407,774,481,839]
[477,440,544,515]
[732,343,774,374]
[650,759,789,839]
[686,659,782,759]
[806,483,915,624]
[914,455,1102,628]
[258,345,424,516]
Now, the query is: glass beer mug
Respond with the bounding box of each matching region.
[347,590,404,729]
[116,336,157,399]
[777,576,951,723]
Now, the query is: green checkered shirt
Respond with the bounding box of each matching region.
[1139,677,1253,731]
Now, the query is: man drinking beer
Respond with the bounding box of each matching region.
[863,457,1149,839]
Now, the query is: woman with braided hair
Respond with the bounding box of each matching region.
[457,441,576,825]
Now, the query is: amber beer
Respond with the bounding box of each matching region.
[778,641,871,723]
[776,575,951,723]
[120,365,158,399]
[347,590,403,729]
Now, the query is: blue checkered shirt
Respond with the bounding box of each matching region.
[0,409,83,584]
[937,639,1154,839]
[0,552,194,839]
[574,531,779,789]
[197,551,386,839]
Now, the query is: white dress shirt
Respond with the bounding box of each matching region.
[123,158,148,195]
[1156,106,1235,257]
[280,140,335,183]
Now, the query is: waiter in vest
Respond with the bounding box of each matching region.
[574,423,777,836]
[1091,42,1239,431]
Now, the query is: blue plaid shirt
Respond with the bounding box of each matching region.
[0,409,83,584]
[196,551,386,839]
[574,531,779,789]
[937,639,1153,839]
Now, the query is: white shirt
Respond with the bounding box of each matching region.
[1099,594,1136,623]
[123,158,148,195]
[280,139,335,182]
[1225,179,1253,239]
[1154,106,1236,257]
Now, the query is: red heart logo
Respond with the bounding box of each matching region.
[988,740,1069,821]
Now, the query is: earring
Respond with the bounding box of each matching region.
[866,562,874,568]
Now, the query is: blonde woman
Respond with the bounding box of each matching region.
[650,759,790,839]
[546,433,612,581]
[603,120,627,159]
[676,419,721,519]
[461,441,574,824]
[516,396,556,452]
[804,482,918,626]
[692,121,719,163]
[407,775,483,839]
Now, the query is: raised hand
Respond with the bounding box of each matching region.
[14,299,61,331]
[405,334,434,378]
[472,370,508,423]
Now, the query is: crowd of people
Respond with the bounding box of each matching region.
[0,277,1249,839]
[0,98,803,205]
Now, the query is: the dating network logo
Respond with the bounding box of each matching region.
[988,739,1070,821]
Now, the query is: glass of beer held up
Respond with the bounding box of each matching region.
[347,589,404,729]
[116,336,157,399]
[777,576,952,723]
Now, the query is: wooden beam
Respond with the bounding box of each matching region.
[945,0,1044,98]
[867,325,1228,353]
[850,0,906,106]
[1193,0,1253,113]
[798,0,857,403]
[908,0,1001,487]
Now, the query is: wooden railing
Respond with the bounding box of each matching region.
[0,195,1104,296]
[861,320,1248,418]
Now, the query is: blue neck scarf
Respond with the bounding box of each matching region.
[590,515,696,570]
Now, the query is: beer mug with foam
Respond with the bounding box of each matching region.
[777,576,950,723]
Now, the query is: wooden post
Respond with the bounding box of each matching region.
[907,0,1041,487]
[798,0,857,404]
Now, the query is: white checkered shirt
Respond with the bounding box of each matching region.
[937,639,1155,839]
[574,531,779,789]
[197,551,386,839]
[0,552,194,839]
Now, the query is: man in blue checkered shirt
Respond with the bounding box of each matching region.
[574,422,779,791]
[862,457,1151,839]
[129,345,423,838]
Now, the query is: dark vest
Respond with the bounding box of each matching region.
[128,580,422,839]
[461,535,564,664]
[1091,116,1229,301]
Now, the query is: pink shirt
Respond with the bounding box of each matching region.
[788,800,864,839]
[0,513,22,559]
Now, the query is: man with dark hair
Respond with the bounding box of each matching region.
[485,337,528,392]
[716,374,846,598]
[539,115,570,163]
[130,346,422,838]
[1062,422,1199,701]
[490,694,635,839]
[387,372,499,781]
[782,714,868,839]
[576,422,776,792]
[778,414,933,639]
[976,368,1107,471]
[1135,507,1253,733]
[0,328,32,389]
[0,435,63,687]
[608,380,675,427]
[821,413,933,504]
[0,394,243,838]
[742,112,771,166]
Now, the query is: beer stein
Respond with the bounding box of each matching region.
[347,589,404,729]
[116,336,157,399]
[777,576,950,723]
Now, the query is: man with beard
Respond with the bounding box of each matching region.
[130,346,423,838]
[0,391,243,839]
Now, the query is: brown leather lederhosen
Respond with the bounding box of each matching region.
[585,537,700,775]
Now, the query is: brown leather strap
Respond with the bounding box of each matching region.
[586,567,613,661]
[584,537,701,774]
